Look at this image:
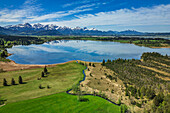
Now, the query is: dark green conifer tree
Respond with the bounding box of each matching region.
[19,76,23,84]
[44,66,48,74]
[11,78,15,85]
[101,59,105,66]
[41,72,45,77]
[3,78,7,86]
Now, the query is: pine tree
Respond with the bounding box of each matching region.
[19,76,23,84]
[3,78,7,86]
[101,59,105,66]
[11,78,15,85]
[125,88,129,96]
[107,59,111,64]
[117,98,121,105]
[89,62,91,66]
[44,66,48,74]
[41,72,45,77]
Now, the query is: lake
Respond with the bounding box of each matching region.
[7,40,170,64]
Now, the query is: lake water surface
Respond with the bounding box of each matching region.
[7,40,170,64]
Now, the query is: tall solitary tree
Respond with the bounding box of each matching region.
[19,76,23,84]
[44,66,48,74]
[41,72,45,77]
[101,59,105,66]
[3,78,7,86]
[11,78,15,85]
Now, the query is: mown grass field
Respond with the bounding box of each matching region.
[0,92,120,113]
[0,62,86,103]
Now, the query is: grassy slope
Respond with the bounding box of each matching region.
[0,62,86,103]
[0,92,120,113]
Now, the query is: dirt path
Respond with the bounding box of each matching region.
[152,60,170,68]
[137,65,170,76]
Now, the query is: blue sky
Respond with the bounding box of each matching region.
[0,0,170,32]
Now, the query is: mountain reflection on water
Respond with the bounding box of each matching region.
[7,40,170,64]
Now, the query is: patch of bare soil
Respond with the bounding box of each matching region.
[78,61,145,113]
[152,60,170,68]
[0,60,74,71]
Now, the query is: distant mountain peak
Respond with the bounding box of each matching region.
[2,23,145,36]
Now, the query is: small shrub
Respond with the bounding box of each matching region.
[90,73,93,77]
[136,102,141,108]
[37,77,41,80]
[117,98,121,105]
[47,85,50,89]
[39,84,43,89]
[111,89,114,93]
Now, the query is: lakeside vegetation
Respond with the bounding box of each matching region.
[0,35,170,51]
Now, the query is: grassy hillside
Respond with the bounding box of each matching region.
[0,92,120,113]
[0,62,86,103]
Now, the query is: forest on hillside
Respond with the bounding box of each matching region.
[104,52,170,112]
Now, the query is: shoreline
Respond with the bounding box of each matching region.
[1,51,101,72]
[150,46,170,48]
[0,59,76,72]
[0,58,101,72]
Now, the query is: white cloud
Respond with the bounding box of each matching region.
[24,0,37,5]
[0,0,94,23]
[75,4,96,10]
[0,0,41,23]
[41,4,170,27]
[25,8,93,22]
[62,0,93,8]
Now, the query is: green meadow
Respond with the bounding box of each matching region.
[0,62,85,103]
[0,62,121,113]
[0,92,120,113]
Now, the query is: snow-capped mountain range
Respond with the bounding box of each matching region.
[1,23,144,36]
[4,23,98,31]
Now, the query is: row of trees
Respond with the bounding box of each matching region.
[141,52,169,61]
[0,35,45,49]
[3,76,23,86]
[79,62,95,67]
[39,66,49,89]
